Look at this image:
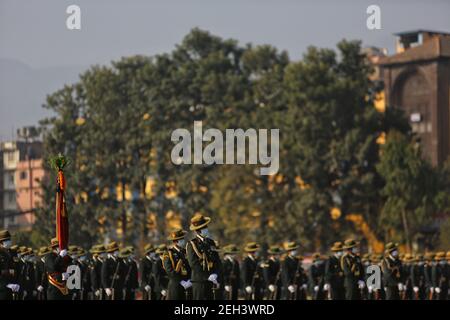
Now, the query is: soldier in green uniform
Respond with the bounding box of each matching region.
[90,244,106,300]
[222,244,240,300]
[123,247,139,300]
[241,242,264,300]
[21,248,37,300]
[101,241,123,300]
[263,245,283,300]
[0,230,20,300]
[308,253,326,300]
[140,243,156,300]
[76,247,91,300]
[381,242,404,300]
[281,241,307,300]
[341,239,365,300]
[186,214,222,300]
[424,252,435,299]
[402,253,415,300]
[411,254,426,300]
[324,241,345,300]
[45,238,71,300]
[431,251,448,300]
[153,244,169,299]
[163,229,192,300]
[35,246,51,300]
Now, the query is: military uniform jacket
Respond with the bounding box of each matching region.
[281,255,305,287]
[0,248,15,298]
[381,256,403,287]
[153,257,169,293]
[101,256,123,290]
[45,252,71,299]
[262,258,281,287]
[325,255,344,287]
[411,263,426,288]
[341,253,364,287]
[222,257,240,288]
[163,246,191,300]
[34,258,48,291]
[241,256,264,288]
[90,258,103,292]
[21,260,36,297]
[186,236,221,282]
[140,256,154,289]
[431,264,449,290]
[122,259,139,290]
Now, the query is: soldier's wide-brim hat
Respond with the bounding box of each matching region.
[424,252,435,261]
[331,241,343,252]
[404,253,414,261]
[343,239,359,249]
[155,244,167,254]
[414,254,423,262]
[38,246,52,256]
[90,244,106,254]
[446,251,450,260]
[223,244,239,254]
[312,252,322,261]
[435,251,446,260]
[50,237,59,248]
[267,245,283,255]
[285,241,299,251]
[144,243,156,254]
[362,253,371,261]
[118,248,131,258]
[106,241,119,253]
[189,214,211,231]
[167,229,187,241]
[244,242,260,253]
[18,246,27,254]
[385,242,399,253]
[0,229,11,242]
[68,245,79,255]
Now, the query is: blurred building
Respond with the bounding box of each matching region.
[379,30,450,166]
[0,126,44,231]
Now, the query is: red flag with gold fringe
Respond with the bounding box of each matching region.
[51,154,69,250]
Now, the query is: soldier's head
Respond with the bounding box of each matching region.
[331,241,343,257]
[144,243,156,259]
[223,244,239,259]
[312,253,324,266]
[284,241,299,257]
[385,242,399,259]
[167,229,187,249]
[435,252,447,266]
[267,245,283,259]
[106,241,119,257]
[189,213,211,238]
[0,230,12,248]
[244,242,260,257]
[343,239,359,255]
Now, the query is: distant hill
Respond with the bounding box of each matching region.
[0,58,85,140]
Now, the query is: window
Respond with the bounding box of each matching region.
[20,171,27,180]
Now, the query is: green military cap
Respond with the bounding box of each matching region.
[223,244,240,254]
[155,244,167,255]
[414,254,423,262]
[343,239,359,249]
[424,252,435,261]
[90,244,106,254]
[435,251,446,260]
[189,213,211,231]
[144,243,155,254]
[284,241,299,251]
[312,252,322,261]
[244,242,260,253]
[38,246,52,256]
[362,253,371,262]
[0,229,11,242]
[78,247,86,256]
[68,245,78,254]
[18,246,27,254]
[50,237,59,248]
[10,245,18,252]
[331,241,343,252]
[385,242,399,253]
[118,248,131,258]
[106,241,119,253]
[167,229,187,241]
[404,253,414,262]
[267,245,283,255]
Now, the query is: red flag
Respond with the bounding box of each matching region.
[56,169,69,250]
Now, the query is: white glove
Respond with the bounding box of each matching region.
[105,288,112,296]
[37,285,44,292]
[398,283,404,291]
[185,280,192,289]
[95,290,100,297]
[368,285,373,293]
[161,289,167,296]
[430,287,434,293]
[180,280,188,289]
[208,273,218,282]
[413,286,419,293]
[358,280,365,289]
[301,284,307,290]
[59,249,67,257]
[7,284,19,292]
[224,285,231,292]
[62,272,69,281]
[245,286,253,294]
[288,285,295,293]
[268,284,275,292]
[314,285,319,292]
[144,285,151,292]
[323,283,330,291]
[435,287,441,294]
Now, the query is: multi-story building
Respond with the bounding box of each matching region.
[379,30,450,166]
[0,128,44,230]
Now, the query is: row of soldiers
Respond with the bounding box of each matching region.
[1,215,449,300]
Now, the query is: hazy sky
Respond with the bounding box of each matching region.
[1,0,450,140]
